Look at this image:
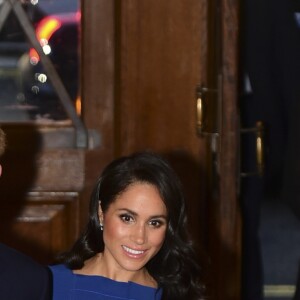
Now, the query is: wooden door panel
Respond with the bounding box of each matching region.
[117,0,208,256]
[118,0,205,155]
[116,1,240,299]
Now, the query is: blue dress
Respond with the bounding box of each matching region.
[49,264,162,300]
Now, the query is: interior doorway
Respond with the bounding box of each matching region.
[239,1,300,299]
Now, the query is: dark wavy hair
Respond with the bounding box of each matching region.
[58,151,205,299]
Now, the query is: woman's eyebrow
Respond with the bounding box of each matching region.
[149,215,167,220]
[117,208,167,219]
[117,208,138,216]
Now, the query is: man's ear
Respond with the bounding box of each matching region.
[0,164,2,177]
[98,201,104,224]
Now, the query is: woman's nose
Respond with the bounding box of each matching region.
[130,224,147,245]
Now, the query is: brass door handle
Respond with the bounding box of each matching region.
[240,121,265,177]
[256,121,264,176]
[196,91,203,135]
[195,85,218,137]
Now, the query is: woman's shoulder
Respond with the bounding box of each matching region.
[49,263,69,271]
[49,263,74,282]
[49,263,71,274]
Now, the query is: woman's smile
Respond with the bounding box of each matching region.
[122,245,147,258]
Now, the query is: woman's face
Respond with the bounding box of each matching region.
[100,182,167,277]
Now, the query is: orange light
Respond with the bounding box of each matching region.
[29,16,62,63]
[29,48,39,64]
[36,16,62,41]
[75,96,81,116]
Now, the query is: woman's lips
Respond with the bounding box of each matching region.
[122,245,146,257]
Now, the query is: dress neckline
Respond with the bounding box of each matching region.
[67,265,159,291]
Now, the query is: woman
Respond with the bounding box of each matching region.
[50,151,205,300]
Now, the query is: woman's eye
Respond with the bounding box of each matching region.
[149,220,164,228]
[120,214,133,223]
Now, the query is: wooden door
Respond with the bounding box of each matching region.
[113,0,241,299]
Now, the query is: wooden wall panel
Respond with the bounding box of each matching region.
[0,125,84,263]
[0,193,79,264]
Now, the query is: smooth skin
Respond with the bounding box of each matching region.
[75,183,168,288]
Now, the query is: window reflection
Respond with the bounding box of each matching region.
[0,0,80,122]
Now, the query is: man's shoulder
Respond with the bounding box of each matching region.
[0,243,44,274]
[0,243,51,282]
[0,243,52,299]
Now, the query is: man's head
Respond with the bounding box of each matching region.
[0,128,6,176]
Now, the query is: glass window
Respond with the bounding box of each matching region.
[0,0,80,123]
